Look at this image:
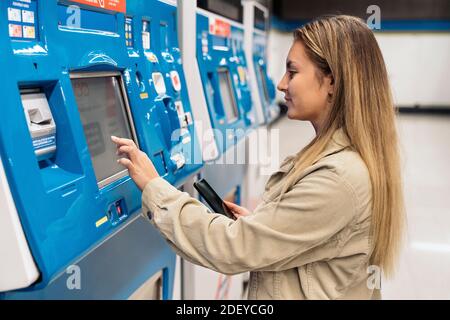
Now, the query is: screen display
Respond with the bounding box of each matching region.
[71,74,135,187]
[257,64,270,104]
[254,7,267,31]
[198,0,242,22]
[218,69,238,123]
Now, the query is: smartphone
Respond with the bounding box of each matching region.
[193,179,234,219]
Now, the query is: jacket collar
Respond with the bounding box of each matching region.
[321,127,352,158]
[278,128,351,173]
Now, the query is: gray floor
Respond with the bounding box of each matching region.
[271,113,450,299]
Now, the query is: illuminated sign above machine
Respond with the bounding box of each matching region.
[68,0,127,13]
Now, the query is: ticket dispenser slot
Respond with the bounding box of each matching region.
[20,89,56,161]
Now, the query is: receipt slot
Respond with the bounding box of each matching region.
[21,91,56,161]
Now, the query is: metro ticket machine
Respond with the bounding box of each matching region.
[177,0,258,300]
[0,0,202,299]
[125,0,203,187]
[243,0,279,125]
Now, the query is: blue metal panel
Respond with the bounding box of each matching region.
[0,0,202,299]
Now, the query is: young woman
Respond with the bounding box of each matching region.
[111,15,405,300]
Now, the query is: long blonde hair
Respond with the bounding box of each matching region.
[283,15,405,277]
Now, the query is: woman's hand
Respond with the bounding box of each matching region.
[223,201,251,219]
[111,136,159,191]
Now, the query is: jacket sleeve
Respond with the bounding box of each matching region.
[141,169,359,275]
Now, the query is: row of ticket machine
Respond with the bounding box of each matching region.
[0,0,279,299]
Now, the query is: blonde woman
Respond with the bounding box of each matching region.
[111,15,405,300]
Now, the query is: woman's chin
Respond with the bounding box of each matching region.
[286,109,300,120]
[287,110,309,121]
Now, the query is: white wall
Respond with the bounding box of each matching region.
[268,29,450,108]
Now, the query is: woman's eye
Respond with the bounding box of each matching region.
[288,70,297,79]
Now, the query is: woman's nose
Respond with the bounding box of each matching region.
[277,74,288,92]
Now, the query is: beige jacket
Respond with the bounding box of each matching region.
[141,129,380,299]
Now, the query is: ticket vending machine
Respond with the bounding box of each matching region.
[0,0,202,299]
[243,0,279,125]
[230,25,256,128]
[176,0,255,300]
[193,1,260,202]
[125,0,208,300]
[125,0,203,187]
[240,1,281,228]
[195,8,254,156]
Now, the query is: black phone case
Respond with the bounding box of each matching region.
[193,179,234,219]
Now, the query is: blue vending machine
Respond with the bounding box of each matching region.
[193,1,256,200]
[230,25,257,128]
[125,0,203,188]
[196,10,253,154]
[0,0,201,299]
[243,0,280,125]
[168,0,254,299]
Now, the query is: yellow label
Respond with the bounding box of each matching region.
[95,216,108,228]
[140,92,149,99]
[238,66,247,84]
[147,53,158,63]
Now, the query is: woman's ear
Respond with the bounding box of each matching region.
[327,74,334,91]
[326,74,334,101]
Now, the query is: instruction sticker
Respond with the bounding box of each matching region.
[9,24,23,38]
[23,25,36,39]
[209,17,230,37]
[8,7,21,22]
[22,10,35,24]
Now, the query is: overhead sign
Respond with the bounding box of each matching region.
[68,0,126,13]
[209,18,231,37]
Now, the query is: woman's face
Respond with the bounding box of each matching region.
[277,41,333,132]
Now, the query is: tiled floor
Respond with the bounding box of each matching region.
[271,113,450,299]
